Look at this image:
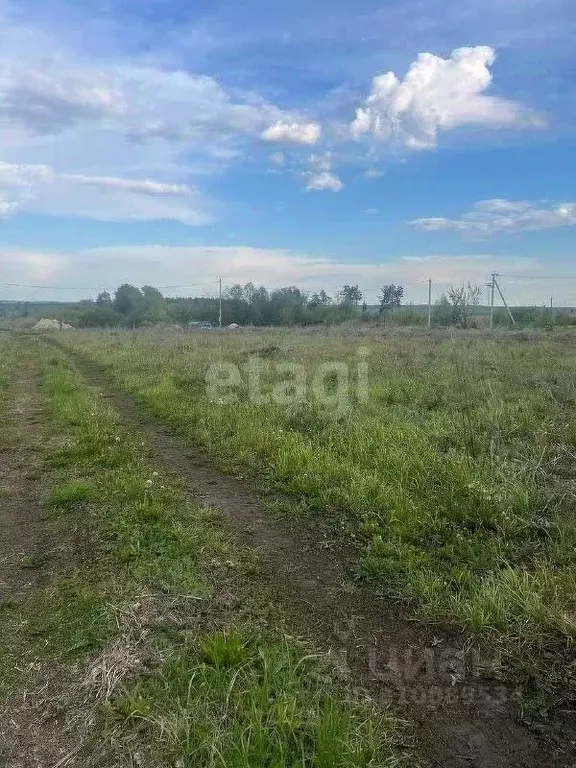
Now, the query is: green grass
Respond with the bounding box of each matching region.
[27,579,113,657]
[105,630,408,768]
[55,327,576,652]
[47,480,94,507]
[0,337,416,767]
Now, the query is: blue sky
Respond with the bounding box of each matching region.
[1,0,575,304]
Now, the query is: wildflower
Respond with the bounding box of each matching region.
[146,479,153,486]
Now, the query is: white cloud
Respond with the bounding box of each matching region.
[411,199,576,233]
[62,175,194,198]
[308,152,332,172]
[0,8,297,216]
[364,168,384,178]
[351,46,544,149]
[0,10,554,220]
[0,47,284,148]
[0,200,20,217]
[0,247,70,284]
[305,171,343,192]
[0,162,210,224]
[0,245,559,305]
[301,152,343,191]
[261,121,322,145]
[0,68,127,135]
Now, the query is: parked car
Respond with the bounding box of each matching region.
[188,321,213,330]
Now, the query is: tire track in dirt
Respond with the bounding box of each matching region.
[41,335,570,768]
[0,342,78,768]
[0,351,47,601]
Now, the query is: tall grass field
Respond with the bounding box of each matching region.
[58,326,576,656]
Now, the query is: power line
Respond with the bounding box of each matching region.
[497,274,576,281]
[0,280,220,291]
[0,282,105,291]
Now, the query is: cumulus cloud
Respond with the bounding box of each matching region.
[261,121,322,145]
[0,162,209,224]
[351,46,543,149]
[305,171,343,191]
[411,199,576,233]
[301,152,343,191]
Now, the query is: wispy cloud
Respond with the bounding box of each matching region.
[0,162,210,223]
[411,199,576,233]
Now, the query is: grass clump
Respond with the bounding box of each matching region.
[106,630,411,768]
[47,480,94,507]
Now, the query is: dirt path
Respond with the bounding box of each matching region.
[0,360,47,602]
[41,337,572,768]
[0,346,71,768]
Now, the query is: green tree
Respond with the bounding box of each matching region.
[96,291,112,307]
[339,285,363,307]
[113,284,142,316]
[378,284,404,314]
[432,295,453,327]
[142,286,167,317]
[447,283,483,328]
[308,290,332,309]
[270,287,307,325]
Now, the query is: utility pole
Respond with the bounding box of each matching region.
[550,295,554,315]
[494,275,515,325]
[218,278,222,329]
[489,272,496,329]
[427,279,432,329]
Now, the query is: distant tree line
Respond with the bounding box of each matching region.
[41,282,414,328]
[3,280,576,329]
